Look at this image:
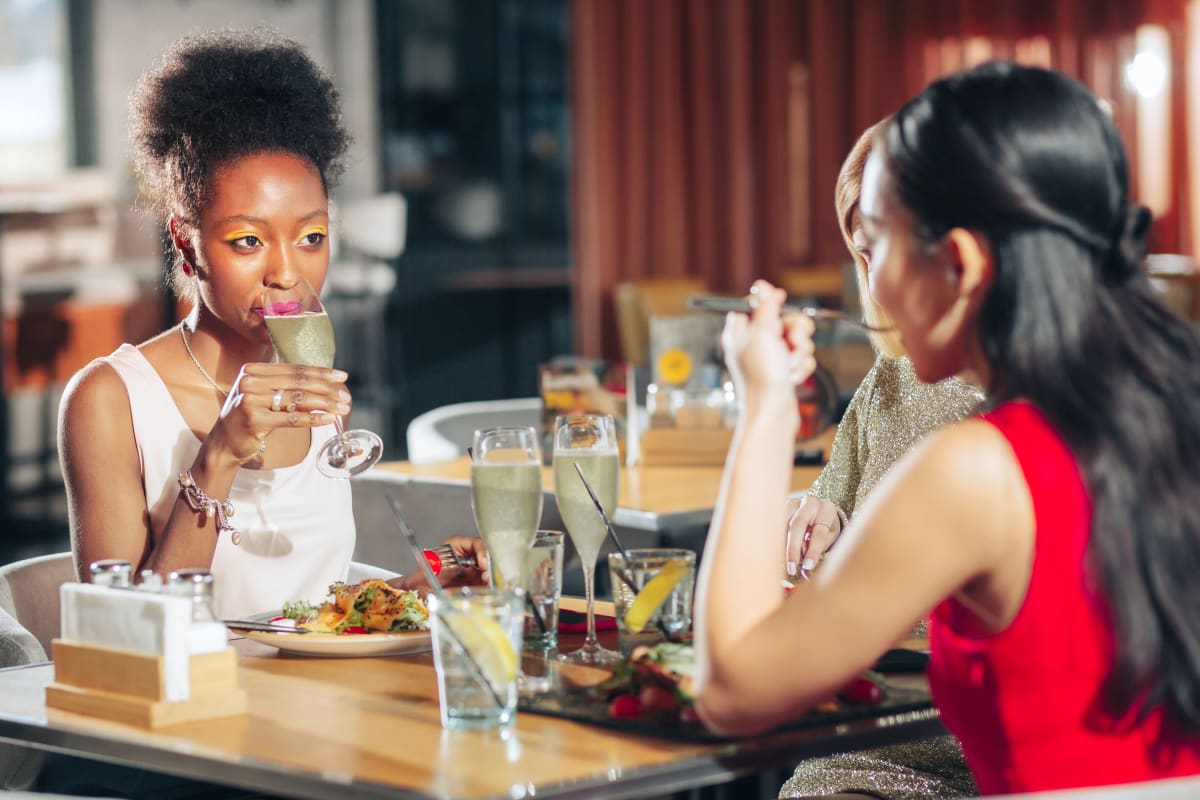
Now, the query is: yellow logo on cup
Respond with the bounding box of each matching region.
[658,348,692,386]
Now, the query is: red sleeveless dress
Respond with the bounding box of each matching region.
[927,402,1200,794]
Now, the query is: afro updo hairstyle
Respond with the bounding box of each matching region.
[129,30,350,303]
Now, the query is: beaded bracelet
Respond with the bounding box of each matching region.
[177,471,240,545]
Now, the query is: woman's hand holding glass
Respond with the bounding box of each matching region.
[260,276,384,477]
[207,362,349,464]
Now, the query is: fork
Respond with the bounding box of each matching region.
[424,544,478,575]
[687,295,896,333]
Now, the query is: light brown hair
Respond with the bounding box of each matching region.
[835,120,904,357]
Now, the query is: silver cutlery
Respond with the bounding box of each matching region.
[223,620,310,634]
[687,295,895,333]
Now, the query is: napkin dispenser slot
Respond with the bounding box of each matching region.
[46,640,246,728]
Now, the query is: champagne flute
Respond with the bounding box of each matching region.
[260,277,383,478]
[470,427,544,590]
[553,413,621,666]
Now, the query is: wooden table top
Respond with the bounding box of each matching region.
[377,428,834,523]
[0,598,941,799]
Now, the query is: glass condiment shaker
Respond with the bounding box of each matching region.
[167,568,218,623]
[89,559,133,588]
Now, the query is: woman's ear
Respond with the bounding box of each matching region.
[926,228,994,377]
[943,228,994,310]
[168,215,196,269]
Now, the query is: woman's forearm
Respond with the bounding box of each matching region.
[697,394,797,690]
[139,443,243,575]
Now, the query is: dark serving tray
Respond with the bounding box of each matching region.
[518,679,934,743]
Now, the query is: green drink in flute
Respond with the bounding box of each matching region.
[553,413,621,666]
[470,427,544,589]
[261,277,383,478]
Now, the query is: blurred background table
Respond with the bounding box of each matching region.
[352,429,835,587]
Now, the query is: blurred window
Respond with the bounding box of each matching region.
[376,0,569,272]
[0,0,69,182]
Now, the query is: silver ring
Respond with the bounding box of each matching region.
[256,439,267,456]
[271,389,284,412]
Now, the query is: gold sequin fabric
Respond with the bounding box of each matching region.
[809,356,984,516]
[785,356,984,800]
[779,737,978,799]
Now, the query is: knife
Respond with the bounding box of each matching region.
[223,619,310,634]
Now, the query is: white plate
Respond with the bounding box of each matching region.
[233,612,431,658]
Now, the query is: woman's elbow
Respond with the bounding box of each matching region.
[694,680,776,737]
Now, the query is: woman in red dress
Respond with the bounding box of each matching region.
[694,61,1200,795]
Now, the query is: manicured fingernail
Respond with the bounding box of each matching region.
[332,370,348,380]
[786,561,798,577]
[338,391,351,403]
[337,402,351,413]
[802,558,816,572]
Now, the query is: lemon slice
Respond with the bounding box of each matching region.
[624,559,692,634]
[445,614,517,687]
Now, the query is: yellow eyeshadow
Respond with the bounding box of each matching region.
[222,230,258,242]
[298,226,328,239]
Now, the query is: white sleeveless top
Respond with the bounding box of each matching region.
[101,344,355,619]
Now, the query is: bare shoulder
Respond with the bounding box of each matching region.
[58,357,135,467]
[913,417,1019,480]
[901,417,1031,553]
[61,357,128,419]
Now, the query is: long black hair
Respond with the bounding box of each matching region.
[883,62,1200,731]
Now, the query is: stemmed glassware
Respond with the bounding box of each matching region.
[470,427,544,590]
[552,413,621,666]
[260,276,383,478]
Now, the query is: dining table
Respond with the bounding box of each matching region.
[0,597,943,800]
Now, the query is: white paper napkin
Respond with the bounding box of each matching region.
[60,583,226,701]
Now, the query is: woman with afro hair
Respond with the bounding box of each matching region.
[58,31,485,619]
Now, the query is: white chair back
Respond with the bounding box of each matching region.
[405,397,542,464]
[0,551,76,655]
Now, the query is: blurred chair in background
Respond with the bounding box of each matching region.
[326,192,406,450]
[613,278,708,367]
[1145,254,1199,321]
[405,397,542,464]
[0,551,74,655]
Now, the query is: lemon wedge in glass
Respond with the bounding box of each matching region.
[624,559,692,634]
[445,614,517,687]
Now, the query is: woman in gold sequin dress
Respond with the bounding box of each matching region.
[779,124,982,800]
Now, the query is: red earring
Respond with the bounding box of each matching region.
[181,261,193,276]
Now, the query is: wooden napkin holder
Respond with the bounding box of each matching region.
[46,640,247,728]
[639,427,733,466]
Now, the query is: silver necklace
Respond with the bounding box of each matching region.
[180,325,229,397]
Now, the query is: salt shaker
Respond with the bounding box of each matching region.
[89,559,133,588]
[167,568,218,623]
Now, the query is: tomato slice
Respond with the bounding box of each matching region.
[340,625,369,635]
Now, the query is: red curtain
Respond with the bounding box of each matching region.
[568,0,1190,359]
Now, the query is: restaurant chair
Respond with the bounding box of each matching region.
[405,397,541,464]
[0,606,45,790]
[613,278,708,367]
[349,471,481,575]
[1145,254,1199,321]
[0,551,75,656]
